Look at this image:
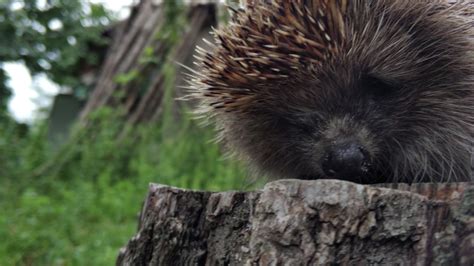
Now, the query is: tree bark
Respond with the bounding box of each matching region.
[116,180,474,265]
[80,0,220,125]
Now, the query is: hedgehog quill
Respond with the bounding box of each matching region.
[188,0,473,183]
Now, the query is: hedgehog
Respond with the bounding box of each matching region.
[187,0,473,183]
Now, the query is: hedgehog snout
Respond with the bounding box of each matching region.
[321,140,372,181]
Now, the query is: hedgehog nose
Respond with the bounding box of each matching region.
[322,142,371,180]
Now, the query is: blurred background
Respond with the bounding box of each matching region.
[0,0,251,264]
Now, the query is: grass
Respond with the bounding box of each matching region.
[0,106,250,265]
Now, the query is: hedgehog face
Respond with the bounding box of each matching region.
[190,0,473,183]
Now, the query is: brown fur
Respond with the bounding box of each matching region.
[188,0,473,183]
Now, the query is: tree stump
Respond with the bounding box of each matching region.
[117,180,474,265]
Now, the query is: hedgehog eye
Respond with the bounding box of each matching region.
[291,115,318,134]
[295,121,315,134]
[362,75,398,98]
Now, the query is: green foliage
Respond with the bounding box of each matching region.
[0,106,248,265]
[0,0,112,83]
[0,67,12,121]
[113,69,140,85]
[0,0,114,107]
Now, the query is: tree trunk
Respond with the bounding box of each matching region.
[116,180,474,265]
[80,0,220,125]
